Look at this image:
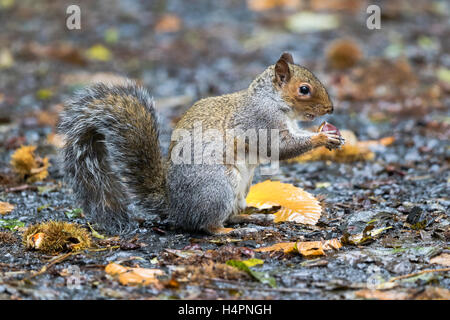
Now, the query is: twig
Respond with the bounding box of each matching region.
[207,278,317,293]
[388,268,450,282]
[204,284,317,293]
[28,251,78,279]
[87,245,120,252]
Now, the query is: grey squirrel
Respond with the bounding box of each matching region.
[59,53,343,234]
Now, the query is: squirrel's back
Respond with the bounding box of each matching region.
[59,82,166,233]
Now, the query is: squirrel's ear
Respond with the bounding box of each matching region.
[280,52,294,64]
[275,55,291,86]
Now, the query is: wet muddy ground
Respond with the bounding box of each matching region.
[0,1,449,299]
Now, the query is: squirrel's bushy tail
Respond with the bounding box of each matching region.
[59,82,166,233]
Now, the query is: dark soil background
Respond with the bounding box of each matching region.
[0,0,449,300]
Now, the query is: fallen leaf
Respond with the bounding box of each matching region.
[246,180,322,225]
[0,219,24,231]
[36,88,54,100]
[256,239,342,257]
[342,226,392,245]
[24,42,87,66]
[0,49,14,69]
[247,0,300,11]
[226,259,276,287]
[0,202,15,215]
[105,262,165,287]
[155,14,181,33]
[286,12,339,33]
[415,286,450,300]
[10,145,50,183]
[430,253,450,267]
[354,289,412,300]
[255,242,297,253]
[104,28,119,44]
[326,38,363,69]
[436,68,450,84]
[290,130,395,163]
[85,44,112,62]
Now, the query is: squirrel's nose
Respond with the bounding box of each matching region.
[328,105,334,114]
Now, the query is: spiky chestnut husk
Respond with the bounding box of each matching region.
[23,221,92,254]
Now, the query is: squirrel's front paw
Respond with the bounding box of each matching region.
[316,132,344,150]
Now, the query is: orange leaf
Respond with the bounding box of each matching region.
[246,180,321,225]
[118,268,165,286]
[296,239,342,257]
[105,263,165,287]
[105,263,128,276]
[256,239,342,256]
[255,242,296,253]
[247,0,300,11]
[0,201,15,215]
[290,130,394,163]
[155,14,181,33]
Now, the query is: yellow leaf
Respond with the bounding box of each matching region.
[0,202,15,215]
[10,145,50,183]
[246,180,321,225]
[36,88,53,100]
[86,44,112,62]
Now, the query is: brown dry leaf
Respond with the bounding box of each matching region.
[430,253,450,267]
[255,242,297,253]
[10,145,49,183]
[24,42,87,66]
[247,0,301,11]
[105,263,165,287]
[290,130,395,163]
[0,201,15,215]
[256,239,341,257]
[246,180,321,225]
[354,289,412,300]
[326,38,363,70]
[415,286,450,300]
[155,14,181,33]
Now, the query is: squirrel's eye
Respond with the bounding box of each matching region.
[299,85,310,95]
